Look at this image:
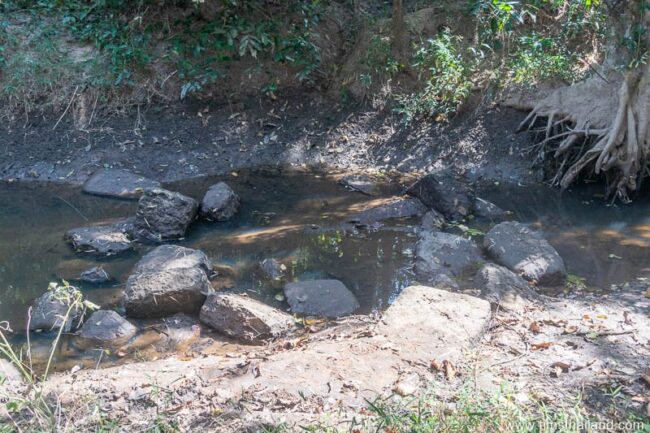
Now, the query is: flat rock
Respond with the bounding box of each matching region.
[80,266,111,284]
[83,168,160,199]
[283,279,359,317]
[406,171,474,220]
[415,230,483,281]
[199,182,240,221]
[124,245,212,318]
[133,188,198,242]
[474,263,537,312]
[339,175,379,196]
[78,310,137,346]
[349,197,427,225]
[200,293,294,343]
[484,221,566,286]
[65,219,133,256]
[379,285,491,361]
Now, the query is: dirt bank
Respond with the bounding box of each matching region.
[5,282,646,432]
[0,92,539,186]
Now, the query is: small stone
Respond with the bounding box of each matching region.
[80,267,111,284]
[78,310,137,346]
[65,219,133,256]
[200,293,294,343]
[283,279,359,317]
[199,182,240,222]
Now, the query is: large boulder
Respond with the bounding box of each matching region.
[133,188,198,242]
[199,182,240,222]
[83,168,160,199]
[64,219,134,256]
[483,221,566,286]
[349,197,427,226]
[124,245,212,318]
[283,280,359,317]
[474,263,538,312]
[78,310,137,347]
[405,171,474,220]
[29,285,84,332]
[415,231,483,281]
[200,293,294,343]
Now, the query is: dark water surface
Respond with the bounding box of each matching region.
[0,170,414,332]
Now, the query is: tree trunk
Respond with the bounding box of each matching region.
[391,0,407,62]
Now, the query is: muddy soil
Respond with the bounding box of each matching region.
[0,91,538,186]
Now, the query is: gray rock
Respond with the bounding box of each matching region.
[339,175,379,196]
[83,168,160,199]
[78,310,137,346]
[258,258,284,281]
[200,182,240,222]
[484,221,566,286]
[133,245,212,274]
[124,245,212,318]
[133,188,198,242]
[474,198,508,221]
[200,293,294,343]
[415,231,483,281]
[474,263,537,312]
[80,267,111,284]
[420,210,445,231]
[29,288,84,332]
[65,219,133,256]
[283,279,359,317]
[406,171,474,220]
[349,197,427,225]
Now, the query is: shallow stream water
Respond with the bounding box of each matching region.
[1,171,650,370]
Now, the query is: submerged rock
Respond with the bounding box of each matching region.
[29,287,84,332]
[154,313,201,352]
[339,175,379,196]
[83,168,160,199]
[474,263,537,312]
[200,293,294,343]
[415,231,483,281]
[78,310,137,346]
[474,198,508,221]
[283,279,359,317]
[124,245,212,318]
[133,188,198,242]
[199,182,240,222]
[484,221,566,286]
[349,197,427,225]
[406,171,474,220]
[80,266,111,284]
[65,219,133,256]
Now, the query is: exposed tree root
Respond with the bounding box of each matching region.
[510,58,650,201]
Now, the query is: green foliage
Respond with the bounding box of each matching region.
[396,31,473,123]
[0,0,323,107]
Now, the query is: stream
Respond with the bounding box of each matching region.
[1,170,650,371]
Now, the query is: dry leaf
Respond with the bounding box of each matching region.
[443,360,456,381]
[529,322,541,334]
[564,325,579,334]
[430,359,442,372]
[531,341,553,351]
